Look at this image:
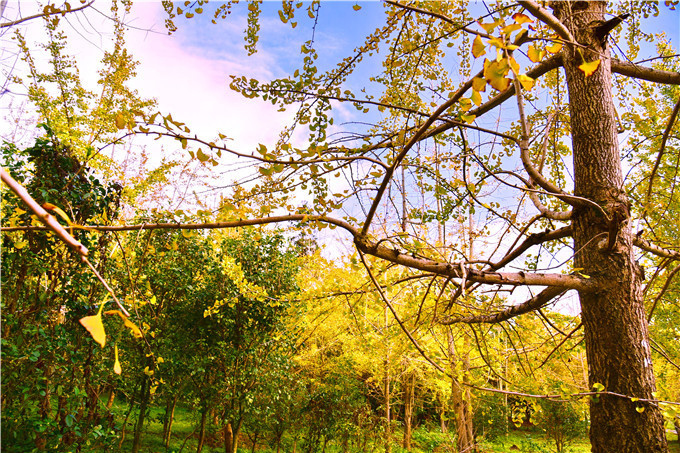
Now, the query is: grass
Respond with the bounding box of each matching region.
[103,398,680,453]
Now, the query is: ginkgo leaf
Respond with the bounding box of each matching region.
[472,76,486,92]
[546,40,563,54]
[104,310,143,338]
[471,89,482,106]
[635,406,645,413]
[527,44,546,63]
[472,35,486,58]
[353,4,361,10]
[113,344,122,375]
[512,12,533,24]
[80,311,106,347]
[484,58,511,91]
[115,113,126,130]
[517,74,535,90]
[461,114,476,124]
[579,59,601,77]
[43,203,72,225]
[196,148,210,162]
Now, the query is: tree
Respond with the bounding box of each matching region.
[5,1,679,451]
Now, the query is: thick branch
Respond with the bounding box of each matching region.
[354,235,594,290]
[633,236,680,260]
[439,286,568,324]
[612,59,680,85]
[1,168,88,256]
[518,0,573,42]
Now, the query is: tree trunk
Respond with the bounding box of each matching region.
[196,404,209,453]
[224,419,242,453]
[163,395,178,448]
[384,306,392,453]
[552,2,668,451]
[448,329,475,453]
[131,374,151,453]
[402,369,415,451]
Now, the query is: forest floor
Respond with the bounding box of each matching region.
[109,401,680,453]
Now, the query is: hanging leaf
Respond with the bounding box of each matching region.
[635,406,645,413]
[196,148,210,162]
[472,35,486,58]
[113,344,122,374]
[579,59,601,77]
[353,4,361,11]
[79,306,106,348]
[104,310,143,338]
[472,76,486,92]
[470,89,482,106]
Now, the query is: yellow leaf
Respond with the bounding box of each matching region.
[512,12,533,25]
[527,44,545,63]
[80,312,106,347]
[115,113,126,130]
[352,4,361,10]
[484,58,511,91]
[461,114,476,124]
[635,406,645,413]
[470,89,482,106]
[472,76,486,92]
[14,240,28,249]
[517,74,535,90]
[104,310,143,338]
[472,35,486,58]
[113,344,122,374]
[478,20,499,33]
[578,59,601,77]
[196,148,210,162]
[546,40,563,54]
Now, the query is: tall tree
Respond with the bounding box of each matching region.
[6,1,679,451]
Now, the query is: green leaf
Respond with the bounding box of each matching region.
[592,382,605,392]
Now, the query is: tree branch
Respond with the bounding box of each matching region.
[612,59,680,85]
[518,0,574,42]
[0,1,95,28]
[645,96,680,205]
[438,286,568,324]
[633,236,680,260]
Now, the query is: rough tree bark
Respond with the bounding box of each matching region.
[551,2,668,451]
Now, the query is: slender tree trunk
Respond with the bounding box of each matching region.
[384,306,392,453]
[551,2,668,451]
[196,403,209,453]
[131,374,151,453]
[224,422,233,453]
[163,395,178,448]
[448,329,475,453]
[402,369,415,451]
